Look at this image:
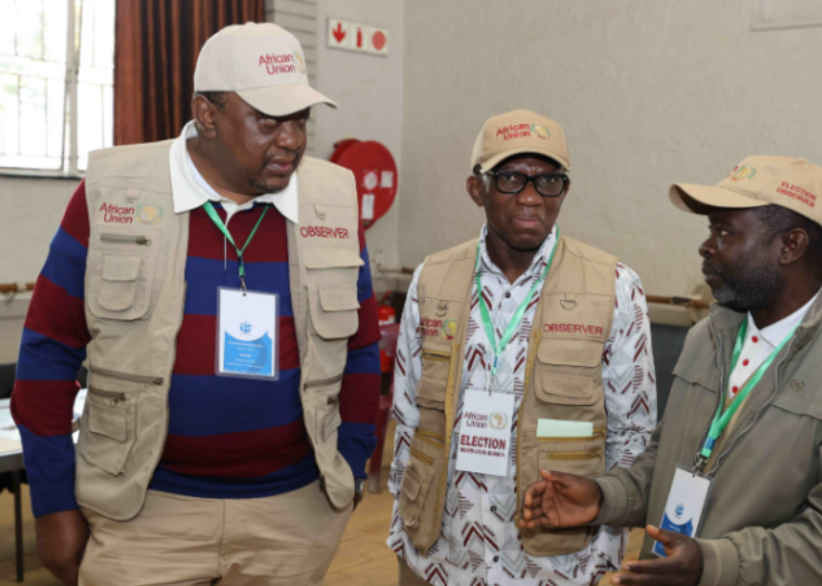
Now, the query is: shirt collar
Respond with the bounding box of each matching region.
[477,223,557,284]
[748,287,822,348]
[169,120,299,224]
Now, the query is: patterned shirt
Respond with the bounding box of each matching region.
[387,225,657,586]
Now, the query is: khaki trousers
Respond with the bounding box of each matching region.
[79,481,352,586]
[398,557,430,586]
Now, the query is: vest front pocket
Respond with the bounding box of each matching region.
[536,434,605,479]
[534,338,603,406]
[399,431,445,532]
[308,283,360,340]
[87,228,160,321]
[77,387,138,476]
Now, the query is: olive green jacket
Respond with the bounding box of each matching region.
[595,295,822,586]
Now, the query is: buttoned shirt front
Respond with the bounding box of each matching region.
[388,225,657,586]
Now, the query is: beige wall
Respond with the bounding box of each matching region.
[398,0,822,295]
[314,0,404,292]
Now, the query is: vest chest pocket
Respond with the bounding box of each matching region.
[534,338,603,406]
[87,230,160,321]
[77,387,138,476]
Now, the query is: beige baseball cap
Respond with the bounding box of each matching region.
[194,22,336,116]
[670,155,822,226]
[471,109,570,172]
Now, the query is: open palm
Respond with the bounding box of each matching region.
[520,470,603,530]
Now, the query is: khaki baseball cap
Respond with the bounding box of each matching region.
[471,109,570,172]
[670,155,822,226]
[194,22,336,116]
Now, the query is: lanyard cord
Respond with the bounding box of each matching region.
[475,227,559,380]
[699,319,799,461]
[202,201,270,293]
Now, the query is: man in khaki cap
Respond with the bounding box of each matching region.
[12,22,381,585]
[387,109,657,585]
[521,156,822,586]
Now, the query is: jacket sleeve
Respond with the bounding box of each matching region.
[695,477,822,586]
[10,180,91,517]
[336,220,382,480]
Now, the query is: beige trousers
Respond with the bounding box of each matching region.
[78,481,352,586]
[398,557,430,586]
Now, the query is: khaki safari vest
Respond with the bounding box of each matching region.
[398,236,617,557]
[75,140,363,521]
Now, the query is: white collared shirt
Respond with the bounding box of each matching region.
[168,120,299,225]
[727,289,822,399]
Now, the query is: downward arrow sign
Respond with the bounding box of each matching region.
[332,22,346,43]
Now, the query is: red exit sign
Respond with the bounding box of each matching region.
[327,18,388,56]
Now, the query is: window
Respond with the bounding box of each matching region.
[0,0,115,175]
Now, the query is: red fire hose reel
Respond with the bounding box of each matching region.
[330,139,398,230]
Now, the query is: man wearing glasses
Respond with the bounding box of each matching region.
[387,109,657,585]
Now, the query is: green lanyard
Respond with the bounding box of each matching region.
[699,319,799,460]
[476,227,559,379]
[202,201,270,292]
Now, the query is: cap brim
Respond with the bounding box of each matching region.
[237,85,337,117]
[480,147,570,173]
[669,184,769,215]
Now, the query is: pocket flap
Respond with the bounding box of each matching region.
[416,376,446,410]
[304,247,364,269]
[102,255,141,282]
[403,468,422,501]
[538,338,603,367]
[88,404,127,442]
[319,284,360,311]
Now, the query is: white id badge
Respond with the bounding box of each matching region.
[217,288,279,380]
[652,466,713,557]
[455,390,515,477]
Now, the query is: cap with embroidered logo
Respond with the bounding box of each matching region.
[670,155,822,227]
[194,22,336,117]
[471,109,570,173]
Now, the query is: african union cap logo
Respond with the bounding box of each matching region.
[136,203,164,224]
[240,321,252,334]
[442,319,457,340]
[531,124,551,139]
[730,165,757,181]
[293,51,306,74]
[489,411,509,430]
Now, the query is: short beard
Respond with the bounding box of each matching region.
[711,261,780,313]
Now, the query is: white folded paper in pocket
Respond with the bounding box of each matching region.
[536,419,594,438]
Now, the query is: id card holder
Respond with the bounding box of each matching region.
[455,390,515,477]
[216,288,279,380]
[652,466,713,557]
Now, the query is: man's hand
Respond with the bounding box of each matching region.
[520,470,603,530]
[35,510,90,586]
[611,525,703,585]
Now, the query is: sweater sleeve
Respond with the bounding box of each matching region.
[336,218,382,479]
[11,180,91,517]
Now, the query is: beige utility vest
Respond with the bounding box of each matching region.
[75,140,363,520]
[398,236,617,557]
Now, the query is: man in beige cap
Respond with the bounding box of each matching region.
[12,22,381,585]
[386,109,657,585]
[521,156,822,586]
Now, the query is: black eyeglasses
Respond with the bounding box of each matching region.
[481,169,568,197]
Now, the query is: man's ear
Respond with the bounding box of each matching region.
[466,175,485,208]
[191,95,219,140]
[780,228,811,267]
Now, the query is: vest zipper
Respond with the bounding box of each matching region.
[100,234,152,246]
[88,387,126,402]
[303,373,345,390]
[409,445,435,466]
[89,365,163,386]
[542,450,601,460]
[537,428,605,442]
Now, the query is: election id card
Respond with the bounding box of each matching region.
[652,466,713,557]
[216,288,279,380]
[455,390,515,477]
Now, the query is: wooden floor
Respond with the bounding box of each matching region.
[0,475,642,585]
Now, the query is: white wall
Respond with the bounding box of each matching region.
[399,0,822,295]
[313,0,404,292]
